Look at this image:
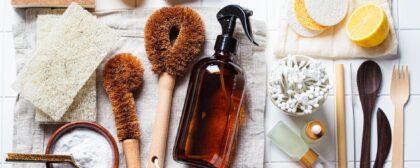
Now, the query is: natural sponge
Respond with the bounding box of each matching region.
[103,53,144,141]
[294,0,328,31]
[144,6,205,77]
[304,0,348,26]
[288,0,323,37]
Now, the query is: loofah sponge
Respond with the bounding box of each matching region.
[12,3,118,121]
[144,6,205,77]
[103,53,144,141]
[34,15,97,123]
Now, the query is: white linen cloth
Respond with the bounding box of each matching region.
[11,7,267,168]
[275,0,398,59]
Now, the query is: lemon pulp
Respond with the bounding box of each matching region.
[346,3,389,47]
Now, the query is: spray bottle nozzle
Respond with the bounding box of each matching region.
[214,5,259,53]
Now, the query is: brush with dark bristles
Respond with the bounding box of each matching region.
[103,53,144,168]
[144,6,205,168]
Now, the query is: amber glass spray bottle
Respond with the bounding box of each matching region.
[173,5,258,168]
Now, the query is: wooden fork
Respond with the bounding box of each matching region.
[390,65,410,168]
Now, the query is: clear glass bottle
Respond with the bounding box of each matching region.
[268,121,319,168]
[173,4,258,168]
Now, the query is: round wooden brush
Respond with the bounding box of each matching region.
[103,53,144,168]
[144,6,205,168]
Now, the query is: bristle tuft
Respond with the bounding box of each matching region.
[103,53,144,141]
[144,6,205,77]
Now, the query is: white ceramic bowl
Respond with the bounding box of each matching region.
[268,55,330,116]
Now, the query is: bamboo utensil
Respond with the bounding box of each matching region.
[374,108,392,168]
[335,64,347,168]
[357,61,382,168]
[390,65,410,168]
[103,54,144,168]
[6,153,80,168]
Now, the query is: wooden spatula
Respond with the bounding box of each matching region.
[373,108,392,168]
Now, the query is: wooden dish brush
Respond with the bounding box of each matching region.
[103,53,144,168]
[144,6,205,168]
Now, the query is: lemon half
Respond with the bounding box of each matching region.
[346,3,389,47]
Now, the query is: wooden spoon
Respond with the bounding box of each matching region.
[357,60,382,168]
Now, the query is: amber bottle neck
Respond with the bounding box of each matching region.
[214,50,234,61]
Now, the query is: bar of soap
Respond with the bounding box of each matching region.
[34,15,97,123]
[11,0,95,8]
[13,3,118,121]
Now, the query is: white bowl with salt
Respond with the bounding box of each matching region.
[268,55,331,116]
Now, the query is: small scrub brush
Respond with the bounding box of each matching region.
[103,53,144,168]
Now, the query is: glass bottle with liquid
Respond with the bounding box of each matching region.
[268,121,319,168]
[173,5,258,168]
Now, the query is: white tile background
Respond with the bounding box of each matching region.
[1,0,420,167]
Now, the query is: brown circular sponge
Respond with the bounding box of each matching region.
[144,6,205,77]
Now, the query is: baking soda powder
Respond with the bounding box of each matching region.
[52,128,113,168]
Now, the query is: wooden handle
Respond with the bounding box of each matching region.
[392,105,404,168]
[335,64,347,168]
[6,153,74,163]
[6,153,80,167]
[360,113,372,168]
[147,73,176,168]
[123,139,141,168]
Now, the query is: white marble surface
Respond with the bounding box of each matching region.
[1,0,420,167]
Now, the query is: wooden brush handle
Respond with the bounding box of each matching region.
[6,153,75,163]
[123,139,141,168]
[335,64,347,168]
[148,73,176,168]
[392,105,404,168]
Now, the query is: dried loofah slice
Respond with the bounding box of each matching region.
[144,6,205,77]
[294,0,328,31]
[288,0,323,37]
[12,3,118,121]
[34,15,97,123]
[103,53,144,141]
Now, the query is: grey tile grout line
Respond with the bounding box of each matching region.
[1,32,4,165]
[0,99,3,164]
[398,28,420,30]
[265,160,420,163]
[396,0,401,66]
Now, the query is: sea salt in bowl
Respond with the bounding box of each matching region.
[268,55,331,116]
[45,121,119,168]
